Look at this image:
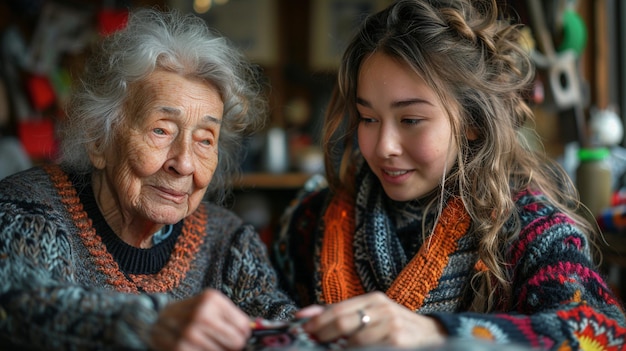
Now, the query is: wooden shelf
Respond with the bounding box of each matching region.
[233,172,312,189]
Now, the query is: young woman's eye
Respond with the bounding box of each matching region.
[358,116,377,124]
[401,118,422,125]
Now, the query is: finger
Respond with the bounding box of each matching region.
[156,290,250,351]
[195,291,251,350]
[304,303,366,342]
[153,303,207,350]
[202,290,252,334]
[160,311,248,351]
[307,293,390,343]
[295,304,325,319]
[149,321,178,351]
[151,313,217,351]
[176,328,217,351]
[201,322,249,351]
[346,310,384,347]
[347,303,444,349]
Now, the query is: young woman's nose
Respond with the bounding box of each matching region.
[376,123,402,158]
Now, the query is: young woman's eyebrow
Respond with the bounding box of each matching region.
[356,97,434,109]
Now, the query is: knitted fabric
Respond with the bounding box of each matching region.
[321,190,470,312]
[46,164,205,293]
[0,166,297,350]
[273,165,626,350]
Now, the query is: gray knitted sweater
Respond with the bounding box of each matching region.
[0,165,297,350]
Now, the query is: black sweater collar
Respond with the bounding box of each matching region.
[74,173,183,275]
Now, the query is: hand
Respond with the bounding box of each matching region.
[296,292,447,349]
[150,289,251,351]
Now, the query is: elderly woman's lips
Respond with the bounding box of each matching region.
[154,186,188,203]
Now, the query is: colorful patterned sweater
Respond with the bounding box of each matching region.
[272,172,626,350]
[0,165,297,350]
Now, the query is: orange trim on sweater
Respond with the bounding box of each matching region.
[321,191,471,311]
[320,191,365,302]
[129,207,206,292]
[44,164,206,293]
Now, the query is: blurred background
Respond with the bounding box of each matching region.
[1,0,626,297]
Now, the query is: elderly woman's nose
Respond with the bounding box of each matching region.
[166,137,195,175]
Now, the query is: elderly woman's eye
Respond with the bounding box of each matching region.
[153,128,166,135]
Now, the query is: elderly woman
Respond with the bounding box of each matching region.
[0,8,296,351]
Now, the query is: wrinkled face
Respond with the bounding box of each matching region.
[357,52,457,201]
[90,70,223,225]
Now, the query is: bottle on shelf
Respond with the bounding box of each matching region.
[576,147,612,219]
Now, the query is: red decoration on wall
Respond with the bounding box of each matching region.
[26,74,56,112]
[97,9,128,36]
[18,118,58,160]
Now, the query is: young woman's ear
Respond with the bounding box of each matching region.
[466,127,479,141]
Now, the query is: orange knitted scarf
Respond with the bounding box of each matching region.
[320,190,471,311]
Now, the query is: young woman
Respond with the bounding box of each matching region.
[273,0,626,349]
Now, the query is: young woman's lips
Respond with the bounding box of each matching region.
[380,168,412,184]
[154,186,188,204]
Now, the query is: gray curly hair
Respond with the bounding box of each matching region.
[59,8,267,204]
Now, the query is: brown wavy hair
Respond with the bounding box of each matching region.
[322,0,597,312]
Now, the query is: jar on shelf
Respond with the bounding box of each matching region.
[576,147,612,218]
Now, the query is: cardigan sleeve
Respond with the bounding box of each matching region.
[220,224,298,320]
[0,203,171,351]
[430,193,626,350]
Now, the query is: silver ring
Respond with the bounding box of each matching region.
[356,309,371,331]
